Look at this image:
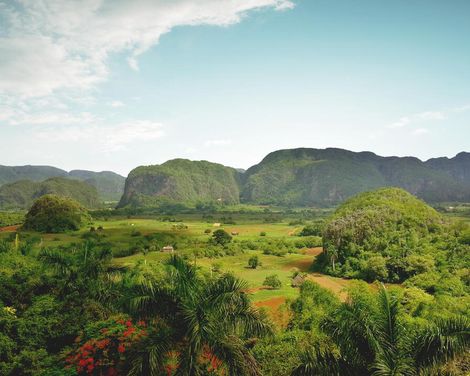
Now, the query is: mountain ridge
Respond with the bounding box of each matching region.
[0,165,125,202]
[120,148,470,207]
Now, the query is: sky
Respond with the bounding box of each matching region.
[1,0,469,176]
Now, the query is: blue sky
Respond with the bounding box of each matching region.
[1,0,469,176]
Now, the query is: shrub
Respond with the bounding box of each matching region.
[23,195,89,233]
[299,221,324,237]
[248,255,260,269]
[263,274,282,290]
[259,231,267,237]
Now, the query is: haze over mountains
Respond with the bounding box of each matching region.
[1,148,469,209]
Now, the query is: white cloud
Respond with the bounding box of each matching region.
[388,110,446,128]
[36,120,164,152]
[412,128,429,136]
[204,139,232,147]
[0,0,295,98]
[109,100,124,108]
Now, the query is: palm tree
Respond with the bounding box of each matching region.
[38,241,119,303]
[128,255,272,376]
[293,284,469,376]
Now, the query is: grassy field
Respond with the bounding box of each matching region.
[3,206,459,320]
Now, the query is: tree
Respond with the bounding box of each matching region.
[211,229,232,246]
[23,194,89,233]
[263,274,282,290]
[248,255,260,269]
[129,255,272,375]
[293,284,470,375]
[299,221,324,237]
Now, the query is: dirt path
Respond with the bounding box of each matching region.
[306,273,350,301]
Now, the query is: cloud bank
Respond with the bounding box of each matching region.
[0,0,295,98]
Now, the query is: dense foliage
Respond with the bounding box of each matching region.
[0,189,469,375]
[23,195,90,233]
[0,211,24,227]
[241,148,470,206]
[118,159,242,208]
[320,188,470,284]
[0,177,100,210]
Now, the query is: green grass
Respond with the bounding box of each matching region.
[115,249,314,303]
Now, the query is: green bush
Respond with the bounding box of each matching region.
[248,255,260,269]
[263,274,282,289]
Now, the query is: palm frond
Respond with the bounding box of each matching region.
[291,347,342,376]
[413,316,470,371]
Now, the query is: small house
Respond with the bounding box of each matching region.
[291,274,306,287]
[213,223,221,227]
[162,245,174,253]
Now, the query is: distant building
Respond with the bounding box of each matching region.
[213,223,221,227]
[162,245,174,253]
[291,274,306,287]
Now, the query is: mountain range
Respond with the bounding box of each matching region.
[0,166,125,204]
[119,148,470,207]
[1,148,469,209]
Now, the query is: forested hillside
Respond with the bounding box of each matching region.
[0,177,100,209]
[241,148,470,206]
[118,159,242,208]
[0,165,125,202]
[69,170,125,201]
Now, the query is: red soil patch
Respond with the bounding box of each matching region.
[0,225,19,232]
[254,296,291,328]
[303,247,323,256]
[254,296,286,310]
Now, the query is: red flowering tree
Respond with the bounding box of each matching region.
[66,316,147,375]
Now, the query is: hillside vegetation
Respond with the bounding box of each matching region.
[116,149,470,208]
[69,170,125,201]
[241,148,470,206]
[118,159,242,207]
[0,177,100,209]
[0,165,125,201]
[23,194,90,233]
[321,188,469,287]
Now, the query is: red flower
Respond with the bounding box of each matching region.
[78,359,87,367]
[126,320,132,327]
[117,344,125,353]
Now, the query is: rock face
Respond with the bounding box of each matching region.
[0,177,100,209]
[118,159,242,208]
[241,148,470,206]
[0,165,125,202]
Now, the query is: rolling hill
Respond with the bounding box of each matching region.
[0,165,125,202]
[0,177,100,209]
[118,159,242,208]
